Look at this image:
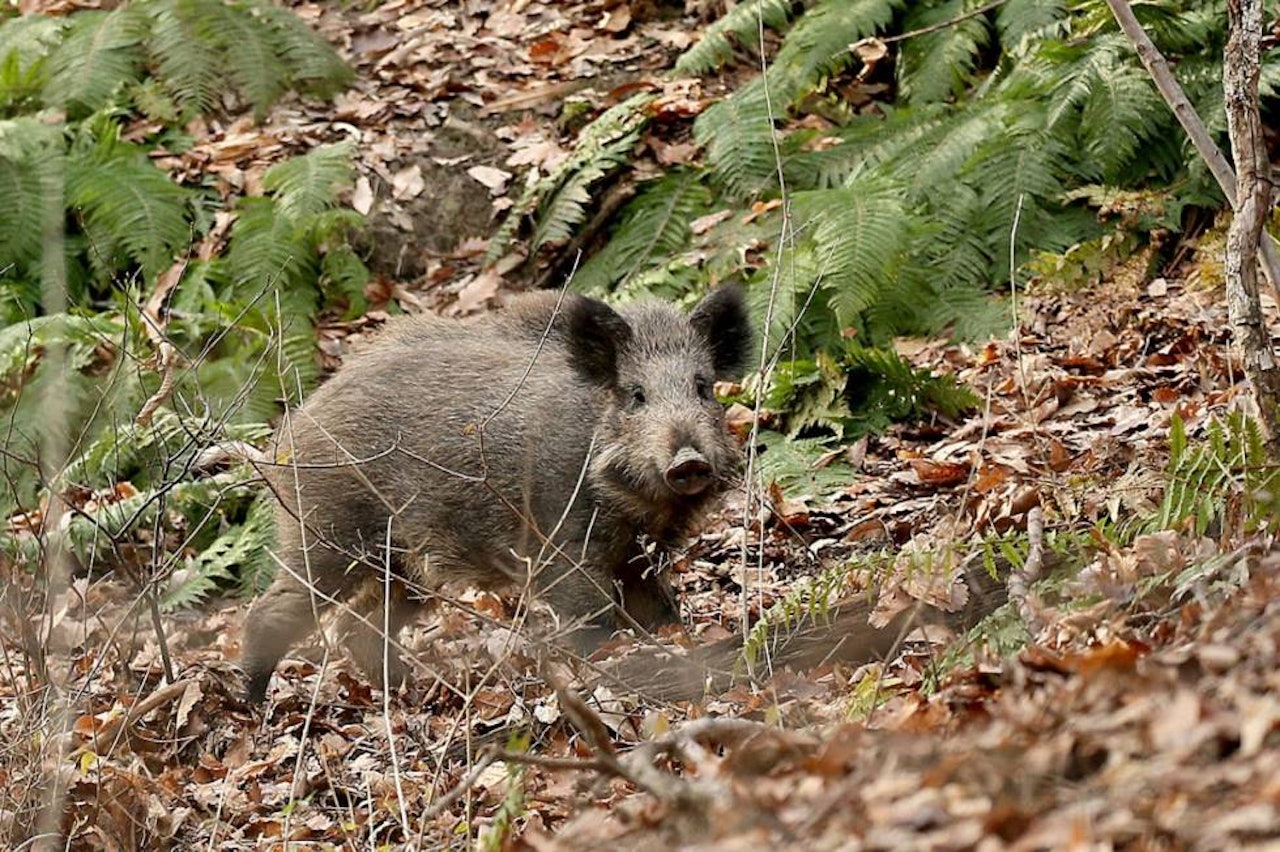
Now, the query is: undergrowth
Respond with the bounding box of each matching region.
[497,0,1270,445]
[0,0,360,608]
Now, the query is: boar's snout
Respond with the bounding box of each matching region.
[665,446,714,495]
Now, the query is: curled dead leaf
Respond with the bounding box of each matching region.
[909,459,969,488]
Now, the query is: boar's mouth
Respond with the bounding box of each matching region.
[664,447,714,496]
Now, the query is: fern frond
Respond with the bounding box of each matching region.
[42,7,144,117]
[225,196,314,293]
[234,492,278,594]
[1147,413,1280,537]
[146,0,227,116]
[844,343,979,424]
[572,171,712,294]
[791,177,912,328]
[248,0,354,96]
[674,0,794,76]
[920,183,991,291]
[995,0,1068,54]
[897,0,992,105]
[766,0,898,103]
[320,243,370,317]
[276,324,321,405]
[527,94,651,251]
[67,130,194,279]
[961,113,1063,273]
[165,486,273,610]
[0,312,134,513]
[695,79,779,201]
[142,0,350,119]
[882,100,1002,199]
[744,557,851,666]
[0,15,61,110]
[752,429,855,494]
[0,118,62,272]
[262,140,355,222]
[1034,34,1129,132]
[191,0,288,119]
[1075,61,1165,182]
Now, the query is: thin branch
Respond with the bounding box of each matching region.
[873,0,1007,45]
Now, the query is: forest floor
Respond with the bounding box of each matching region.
[4,0,1280,849]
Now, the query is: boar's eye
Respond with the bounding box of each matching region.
[629,385,647,409]
[695,375,712,401]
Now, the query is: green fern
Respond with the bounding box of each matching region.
[66,124,195,280]
[262,141,356,221]
[59,407,270,492]
[225,196,314,294]
[214,142,362,413]
[762,353,853,439]
[897,0,992,105]
[695,79,779,201]
[29,0,351,122]
[843,343,979,424]
[490,93,653,259]
[320,243,371,318]
[1148,413,1280,537]
[0,15,61,112]
[533,94,651,250]
[146,0,228,116]
[2,400,275,609]
[0,312,138,514]
[572,171,712,294]
[0,117,62,276]
[1076,63,1166,182]
[793,179,913,329]
[42,7,144,117]
[191,0,288,118]
[995,0,1069,54]
[674,0,795,75]
[164,489,275,610]
[765,0,898,104]
[744,557,853,668]
[249,0,353,97]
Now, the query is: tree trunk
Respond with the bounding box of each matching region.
[1105,0,1280,300]
[1224,0,1280,450]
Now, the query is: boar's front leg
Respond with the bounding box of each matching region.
[614,555,680,632]
[534,547,619,652]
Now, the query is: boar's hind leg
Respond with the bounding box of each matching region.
[241,547,351,702]
[333,578,420,692]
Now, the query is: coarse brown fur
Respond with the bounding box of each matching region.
[241,287,751,700]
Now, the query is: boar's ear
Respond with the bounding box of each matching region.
[689,285,751,379]
[565,296,633,387]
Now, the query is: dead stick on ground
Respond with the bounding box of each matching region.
[65,679,193,758]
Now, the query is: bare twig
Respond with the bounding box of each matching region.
[863,0,1006,46]
[1007,505,1046,635]
[135,259,187,426]
[419,752,499,823]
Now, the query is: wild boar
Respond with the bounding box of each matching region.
[241,286,751,700]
